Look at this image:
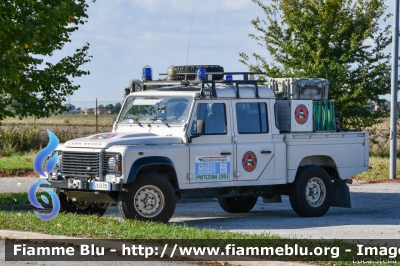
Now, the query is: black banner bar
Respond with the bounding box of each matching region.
[5,239,400,262]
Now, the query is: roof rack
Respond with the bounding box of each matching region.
[141,72,267,98]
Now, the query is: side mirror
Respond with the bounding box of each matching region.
[196,119,205,135]
[188,119,205,143]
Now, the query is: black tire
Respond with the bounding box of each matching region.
[217,196,258,213]
[55,189,108,216]
[289,165,333,217]
[172,65,224,80]
[117,172,176,223]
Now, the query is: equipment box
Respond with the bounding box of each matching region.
[276,100,336,132]
[275,100,313,132]
[269,78,329,100]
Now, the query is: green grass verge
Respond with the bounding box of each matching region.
[0,211,280,240]
[0,151,36,170]
[354,156,400,182]
[0,192,51,205]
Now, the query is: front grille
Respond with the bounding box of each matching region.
[61,152,100,177]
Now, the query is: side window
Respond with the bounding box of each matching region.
[191,103,227,135]
[236,102,269,134]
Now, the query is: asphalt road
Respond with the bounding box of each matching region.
[1,177,399,239]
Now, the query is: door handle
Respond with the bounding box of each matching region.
[221,152,231,155]
[261,150,271,154]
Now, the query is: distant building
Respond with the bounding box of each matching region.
[81,108,93,115]
[95,108,112,115]
[81,108,111,115]
[64,103,76,111]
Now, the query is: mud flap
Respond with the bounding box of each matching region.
[331,179,351,208]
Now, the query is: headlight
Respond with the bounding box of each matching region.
[105,153,122,175]
[108,157,117,170]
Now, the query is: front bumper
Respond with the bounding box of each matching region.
[42,179,123,191]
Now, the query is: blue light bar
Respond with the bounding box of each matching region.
[226,74,233,81]
[196,67,206,80]
[142,65,152,81]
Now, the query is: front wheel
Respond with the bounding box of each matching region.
[56,189,108,216]
[289,165,332,217]
[117,172,176,223]
[218,196,258,213]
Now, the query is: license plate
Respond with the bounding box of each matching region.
[91,181,110,191]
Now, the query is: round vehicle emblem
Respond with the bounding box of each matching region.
[294,104,309,124]
[242,151,257,172]
[86,167,91,171]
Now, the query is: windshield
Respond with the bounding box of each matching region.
[118,96,192,125]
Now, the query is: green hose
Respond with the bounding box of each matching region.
[313,100,335,131]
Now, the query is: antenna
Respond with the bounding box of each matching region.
[186,0,195,65]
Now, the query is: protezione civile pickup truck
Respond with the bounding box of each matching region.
[43,65,369,223]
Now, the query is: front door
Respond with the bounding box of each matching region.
[188,100,234,184]
[232,100,275,181]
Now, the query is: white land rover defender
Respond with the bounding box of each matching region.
[43,65,369,223]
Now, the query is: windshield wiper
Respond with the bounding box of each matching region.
[150,118,169,127]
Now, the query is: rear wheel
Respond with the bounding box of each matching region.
[56,189,108,216]
[289,165,332,217]
[218,196,258,213]
[118,172,176,223]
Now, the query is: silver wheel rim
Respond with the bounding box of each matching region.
[134,185,165,218]
[305,177,326,207]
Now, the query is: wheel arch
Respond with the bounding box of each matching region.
[289,155,339,183]
[126,156,179,191]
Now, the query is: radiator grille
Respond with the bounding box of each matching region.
[61,152,100,177]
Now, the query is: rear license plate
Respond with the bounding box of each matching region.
[92,181,110,191]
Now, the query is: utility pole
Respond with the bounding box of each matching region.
[96,98,98,133]
[390,0,399,180]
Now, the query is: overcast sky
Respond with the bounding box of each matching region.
[50,0,267,102]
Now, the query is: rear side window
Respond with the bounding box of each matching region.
[236,102,268,134]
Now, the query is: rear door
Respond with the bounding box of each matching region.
[232,100,275,181]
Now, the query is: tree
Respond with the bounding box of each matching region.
[240,0,392,128]
[0,0,94,121]
[105,103,114,111]
[112,103,122,114]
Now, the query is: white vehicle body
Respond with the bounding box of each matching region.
[44,78,369,222]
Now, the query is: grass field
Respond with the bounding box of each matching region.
[0,192,50,205]
[2,114,116,127]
